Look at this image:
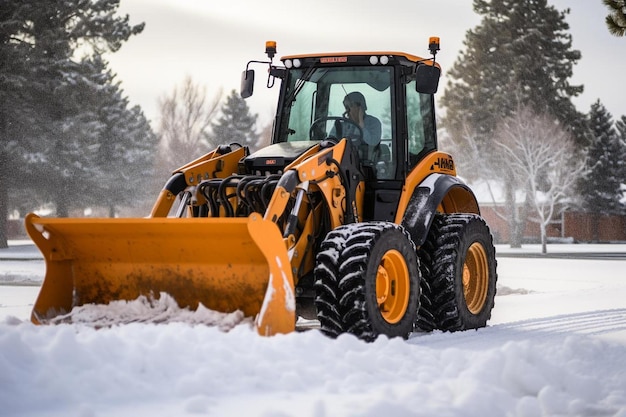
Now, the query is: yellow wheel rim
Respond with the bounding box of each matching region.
[463,242,489,314]
[375,249,410,324]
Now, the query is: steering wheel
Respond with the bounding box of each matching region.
[309,116,363,142]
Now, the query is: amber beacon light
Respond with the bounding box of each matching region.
[428,37,440,56]
[265,41,277,60]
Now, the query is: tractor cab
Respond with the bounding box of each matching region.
[242,40,442,221]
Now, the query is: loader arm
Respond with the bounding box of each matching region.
[264,139,364,229]
[258,138,365,285]
[150,146,247,217]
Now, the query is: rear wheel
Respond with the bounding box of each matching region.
[419,213,497,332]
[415,234,436,332]
[314,222,420,342]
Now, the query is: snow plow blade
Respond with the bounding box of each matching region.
[24,212,296,336]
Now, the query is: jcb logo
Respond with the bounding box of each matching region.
[431,157,454,172]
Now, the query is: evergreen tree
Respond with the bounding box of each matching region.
[604,0,626,36]
[617,115,626,140]
[88,57,158,217]
[0,1,41,245]
[0,0,145,245]
[439,0,586,246]
[26,57,103,217]
[441,0,585,149]
[579,101,624,215]
[613,114,626,210]
[210,90,260,150]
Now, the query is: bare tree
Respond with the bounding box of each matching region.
[157,76,222,170]
[441,122,527,247]
[495,106,588,253]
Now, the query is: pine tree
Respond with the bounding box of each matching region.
[210,90,260,150]
[579,101,624,215]
[88,57,158,217]
[26,57,103,217]
[604,0,626,36]
[617,115,626,140]
[441,0,585,149]
[0,1,42,245]
[439,0,586,247]
[0,0,145,244]
[613,115,626,211]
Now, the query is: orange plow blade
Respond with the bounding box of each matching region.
[24,212,295,336]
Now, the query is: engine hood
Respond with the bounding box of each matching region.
[240,141,319,174]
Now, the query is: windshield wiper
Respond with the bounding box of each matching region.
[284,66,318,109]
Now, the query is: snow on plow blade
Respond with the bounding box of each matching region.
[24,212,296,335]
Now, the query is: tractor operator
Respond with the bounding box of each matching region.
[332,91,381,146]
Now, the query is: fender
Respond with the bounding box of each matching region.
[400,173,480,247]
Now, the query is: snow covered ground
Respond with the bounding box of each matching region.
[1,240,626,417]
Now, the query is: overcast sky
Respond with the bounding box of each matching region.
[106,0,625,128]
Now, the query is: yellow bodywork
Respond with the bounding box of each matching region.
[24,139,472,337]
[21,45,463,337]
[23,140,357,335]
[395,151,480,221]
[25,212,296,336]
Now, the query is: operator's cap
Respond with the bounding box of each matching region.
[344,91,367,111]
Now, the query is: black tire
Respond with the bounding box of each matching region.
[415,235,436,332]
[313,227,352,338]
[314,222,420,342]
[420,213,497,332]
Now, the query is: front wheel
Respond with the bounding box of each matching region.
[420,213,497,332]
[314,222,420,342]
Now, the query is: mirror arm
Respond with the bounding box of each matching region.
[246,59,271,71]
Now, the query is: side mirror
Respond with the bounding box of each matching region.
[240,69,255,99]
[415,64,440,94]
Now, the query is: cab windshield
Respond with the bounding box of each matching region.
[278,66,393,142]
[277,65,395,178]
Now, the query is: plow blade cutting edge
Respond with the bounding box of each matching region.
[24,212,296,336]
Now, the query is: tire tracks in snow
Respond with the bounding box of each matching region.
[410,309,626,348]
[497,309,626,337]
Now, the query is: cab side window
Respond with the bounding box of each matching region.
[406,81,435,168]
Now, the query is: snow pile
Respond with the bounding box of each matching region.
[1,243,626,416]
[1,318,625,417]
[46,292,249,331]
